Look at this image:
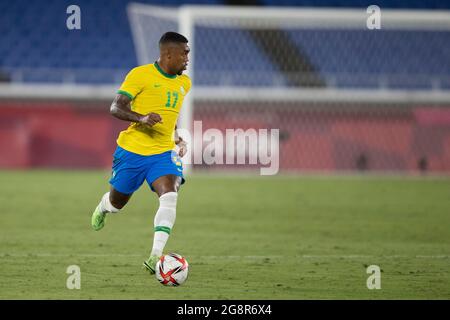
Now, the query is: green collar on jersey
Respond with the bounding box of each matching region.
[154,61,177,79]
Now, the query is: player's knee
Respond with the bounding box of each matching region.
[157,185,178,197]
[153,175,181,197]
[158,183,180,197]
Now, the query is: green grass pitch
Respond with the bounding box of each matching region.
[0,170,449,299]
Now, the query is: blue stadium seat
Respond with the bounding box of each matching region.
[0,0,448,89]
[288,29,450,89]
[195,27,286,87]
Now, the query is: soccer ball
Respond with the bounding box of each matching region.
[155,253,189,286]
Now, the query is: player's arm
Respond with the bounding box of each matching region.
[174,125,187,157]
[110,94,162,126]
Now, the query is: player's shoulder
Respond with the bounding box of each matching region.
[128,64,152,75]
[179,73,191,82]
[178,74,192,88]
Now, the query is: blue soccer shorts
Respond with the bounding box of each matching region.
[109,146,185,195]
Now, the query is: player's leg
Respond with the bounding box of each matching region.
[143,175,182,273]
[109,186,133,209]
[143,151,185,273]
[91,187,133,231]
[91,146,146,231]
[151,174,182,250]
[151,174,182,198]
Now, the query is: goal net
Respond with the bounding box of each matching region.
[128,4,450,175]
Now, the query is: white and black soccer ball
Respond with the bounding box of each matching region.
[155,253,189,286]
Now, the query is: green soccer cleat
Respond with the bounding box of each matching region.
[143,255,160,274]
[91,206,106,231]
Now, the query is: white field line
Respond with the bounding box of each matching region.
[0,253,448,259]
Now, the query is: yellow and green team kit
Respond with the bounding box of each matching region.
[116,62,191,156]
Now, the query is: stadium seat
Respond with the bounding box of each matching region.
[0,0,449,88]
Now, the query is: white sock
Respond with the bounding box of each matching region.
[151,192,178,257]
[98,192,120,214]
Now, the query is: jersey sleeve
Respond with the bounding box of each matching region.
[117,67,143,100]
[183,76,192,94]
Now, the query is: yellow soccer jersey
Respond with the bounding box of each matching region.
[115,62,191,156]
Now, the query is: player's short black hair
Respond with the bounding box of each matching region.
[159,32,188,45]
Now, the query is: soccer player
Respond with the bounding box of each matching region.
[90,32,191,274]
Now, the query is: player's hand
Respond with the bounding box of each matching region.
[139,113,163,127]
[176,137,188,158]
